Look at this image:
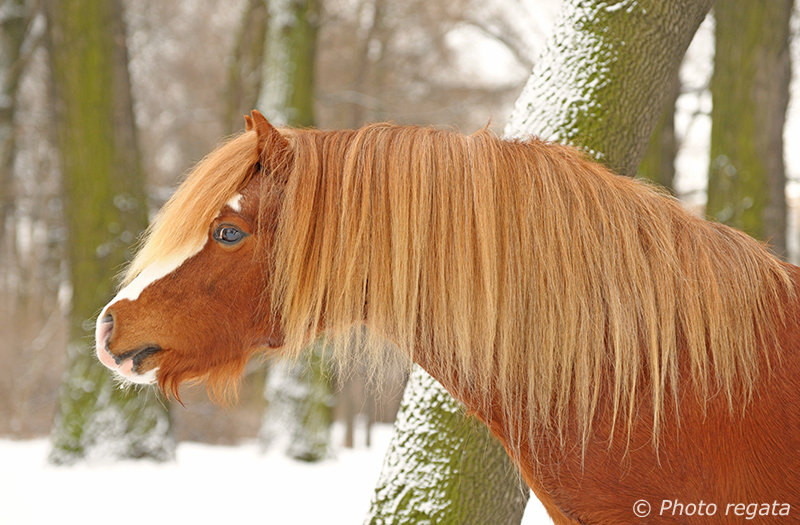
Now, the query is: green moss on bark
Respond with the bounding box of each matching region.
[366,367,528,525]
[505,0,712,177]
[706,0,792,255]
[637,77,680,191]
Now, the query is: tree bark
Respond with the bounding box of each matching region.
[366,367,528,524]
[705,0,792,256]
[46,0,173,464]
[0,0,32,239]
[260,341,335,461]
[505,0,712,176]
[368,0,712,522]
[637,76,680,191]
[224,0,269,134]
[257,0,319,127]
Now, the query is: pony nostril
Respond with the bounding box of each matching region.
[98,313,114,348]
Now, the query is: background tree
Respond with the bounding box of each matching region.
[257,0,334,462]
[224,0,269,134]
[258,0,319,127]
[0,0,68,438]
[0,0,36,238]
[46,0,173,463]
[368,1,713,522]
[637,77,680,191]
[706,0,793,256]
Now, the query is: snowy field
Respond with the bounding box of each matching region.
[0,424,551,525]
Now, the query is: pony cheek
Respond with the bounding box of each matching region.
[243,308,283,354]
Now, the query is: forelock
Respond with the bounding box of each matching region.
[122,131,260,286]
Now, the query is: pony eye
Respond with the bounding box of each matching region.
[214,225,246,245]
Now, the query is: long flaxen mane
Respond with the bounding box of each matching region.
[127,123,793,451]
[269,123,793,448]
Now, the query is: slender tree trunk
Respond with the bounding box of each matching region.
[46,0,173,464]
[706,0,793,256]
[368,1,712,522]
[260,341,334,461]
[349,0,385,128]
[224,0,269,134]
[637,76,680,191]
[257,0,319,126]
[0,0,31,239]
[257,0,332,462]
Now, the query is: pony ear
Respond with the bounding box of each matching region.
[249,110,291,175]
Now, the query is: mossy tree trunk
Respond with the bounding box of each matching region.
[224,0,269,134]
[46,0,173,464]
[0,0,34,238]
[257,0,333,462]
[637,76,680,192]
[505,0,711,176]
[257,0,319,127]
[705,0,793,256]
[368,1,712,523]
[260,340,334,461]
[366,367,529,525]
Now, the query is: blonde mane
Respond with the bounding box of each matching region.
[269,123,792,448]
[126,123,792,451]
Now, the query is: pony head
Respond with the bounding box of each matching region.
[95,111,290,399]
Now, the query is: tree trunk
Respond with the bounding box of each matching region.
[368,0,712,522]
[257,0,319,127]
[366,366,529,524]
[348,0,385,128]
[505,0,712,176]
[257,0,331,461]
[224,0,269,134]
[637,76,680,191]
[0,0,31,239]
[46,0,173,464]
[705,0,792,256]
[260,341,335,461]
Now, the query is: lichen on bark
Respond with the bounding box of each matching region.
[366,366,528,525]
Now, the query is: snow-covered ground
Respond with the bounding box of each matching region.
[0,424,551,525]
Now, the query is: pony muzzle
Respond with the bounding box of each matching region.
[95,312,161,384]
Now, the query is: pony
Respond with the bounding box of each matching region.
[96,111,799,524]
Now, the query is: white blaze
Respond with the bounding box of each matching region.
[107,242,206,307]
[226,193,243,212]
[101,192,243,312]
